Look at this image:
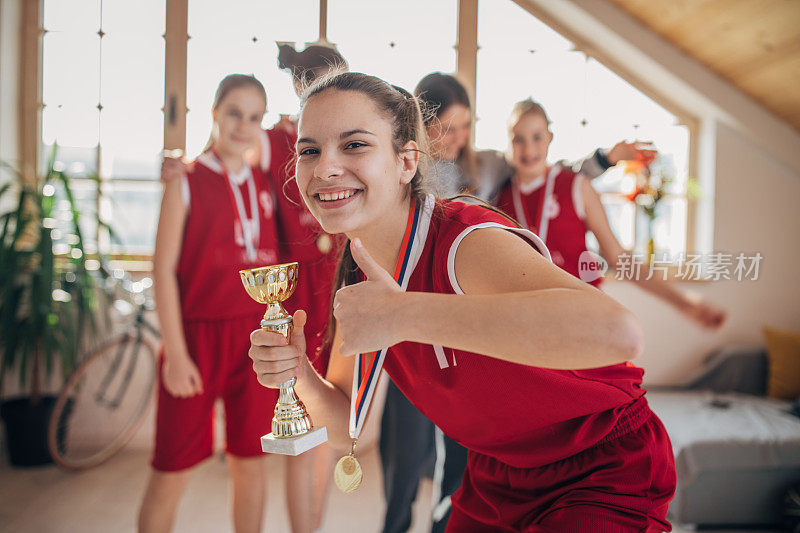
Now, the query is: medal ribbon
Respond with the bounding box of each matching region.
[511,165,559,244]
[212,148,261,262]
[348,198,423,439]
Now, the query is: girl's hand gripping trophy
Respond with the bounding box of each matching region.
[239,262,328,455]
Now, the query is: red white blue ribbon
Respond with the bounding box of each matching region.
[348,195,432,439]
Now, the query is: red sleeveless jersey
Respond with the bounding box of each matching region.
[261,127,338,370]
[496,165,601,287]
[382,196,645,468]
[176,154,279,321]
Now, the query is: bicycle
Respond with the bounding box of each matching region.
[48,269,160,470]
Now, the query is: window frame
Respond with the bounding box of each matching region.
[22,0,701,275]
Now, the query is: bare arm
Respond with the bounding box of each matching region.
[397,230,642,369]
[153,177,203,396]
[334,237,644,370]
[580,177,726,329]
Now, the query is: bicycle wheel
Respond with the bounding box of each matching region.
[48,331,158,470]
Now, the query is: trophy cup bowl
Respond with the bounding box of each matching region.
[240,262,327,455]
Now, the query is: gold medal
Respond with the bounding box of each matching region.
[334,440,362,493]
[316,234,332,254]
[334,454,362,493]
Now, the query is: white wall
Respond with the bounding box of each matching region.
[606,121,800,385]
[0,0,20,168]
[523,0,800,385]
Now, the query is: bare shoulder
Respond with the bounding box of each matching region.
[453,226,583,294]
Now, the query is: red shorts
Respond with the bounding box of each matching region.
[152,313,279,471]
[448,401,676,532]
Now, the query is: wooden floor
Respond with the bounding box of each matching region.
[0,444,779,533]
[0,444,433,533]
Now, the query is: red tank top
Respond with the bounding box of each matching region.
[496,165,602,287]
[382,196,645,468]
[176,154,279,321]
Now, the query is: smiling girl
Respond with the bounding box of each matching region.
[139,74,280,533]
[249,73,676,532]
[497,99,726,327]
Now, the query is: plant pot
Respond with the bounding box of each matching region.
[0,396,57,466]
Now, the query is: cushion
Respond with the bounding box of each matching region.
[765,326,800,400]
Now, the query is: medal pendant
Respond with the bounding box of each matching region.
[316,234,332,254]
[334,454,362,493]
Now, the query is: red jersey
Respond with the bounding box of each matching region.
[382,196,646,468]
[260,127,338,370]
[496,164,602,287]
[177,153,279,321]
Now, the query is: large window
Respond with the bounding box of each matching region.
[185,0,319,158]
[476,0,691,259]
[41,0,165,253]
[36,0,692,260]
[327,0,457,91]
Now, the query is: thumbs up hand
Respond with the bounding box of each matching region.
[334,239,405,357]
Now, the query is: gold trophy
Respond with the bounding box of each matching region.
[239,262,328,455]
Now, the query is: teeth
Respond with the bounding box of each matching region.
[318,190,357,201]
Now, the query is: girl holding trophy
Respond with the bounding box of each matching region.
[157,44,348,533]
[249,72,677,531]
[140,74,311,533]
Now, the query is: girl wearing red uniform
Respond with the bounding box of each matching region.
[248,72,677,531]
[159,46,347,532]
[140,75,282,533]
[496,99,727,328]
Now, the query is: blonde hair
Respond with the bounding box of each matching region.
[507,98,551,136]
[202,74,267,153]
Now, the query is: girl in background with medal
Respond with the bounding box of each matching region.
[249,72,677,532]
[496,99,727,328]
[140,74,284,533]
[159,46,349,533]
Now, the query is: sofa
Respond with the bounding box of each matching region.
[647,345,800,527]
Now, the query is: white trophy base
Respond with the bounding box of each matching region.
[261,426,328,456]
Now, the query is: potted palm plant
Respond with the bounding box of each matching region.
[0,147,106,466]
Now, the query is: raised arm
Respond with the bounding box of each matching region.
[580,177,726,330]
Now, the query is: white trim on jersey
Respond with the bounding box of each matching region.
[446,222,551,296]
[536,165,561,243]
[181,175,190,210]
[518,174,545,194]
[431,426,451,522]
[182,155,253,208]
[433,344,456,369]
[196,152,251,185]
[259,129,271,172]
[572,173,587,220]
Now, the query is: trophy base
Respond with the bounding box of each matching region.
[261,426,328,456]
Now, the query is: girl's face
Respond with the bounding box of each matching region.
[295,89,416,236]
[427,103,471,161]
[213,86,266,155]
[510,113,553,178]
